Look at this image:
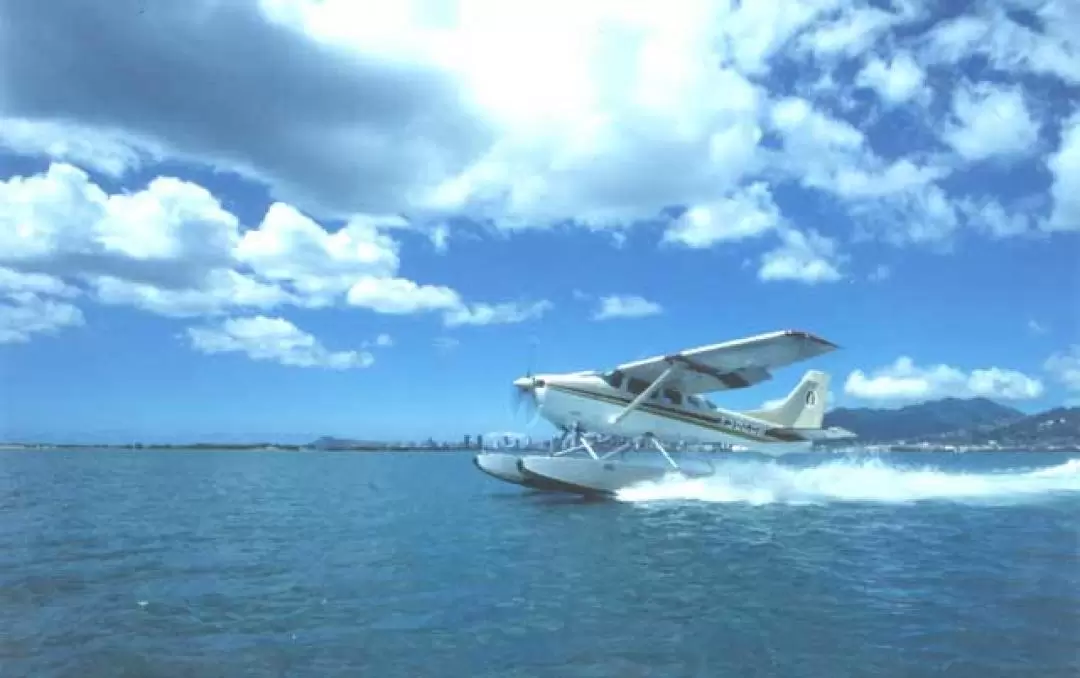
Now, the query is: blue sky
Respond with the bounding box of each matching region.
[0,0,1078,444]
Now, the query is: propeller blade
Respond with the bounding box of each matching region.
[510,385,527,418]
[523,396,541,429]
[510,380,540,428]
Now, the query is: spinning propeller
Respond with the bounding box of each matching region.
[510,337,544,429]
[510,373,543,428]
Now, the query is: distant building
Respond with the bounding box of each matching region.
[477,434,484,449]
[464,434,472,448]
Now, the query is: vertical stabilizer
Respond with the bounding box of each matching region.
[744,370,829,429]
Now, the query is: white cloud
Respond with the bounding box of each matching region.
[1046,111,1080,232]
[593,295,663,320]
[1027,319,1047,335]
[235,202,402,305]
[0,0,978,245]
[0,163,237,277]
[374,333,393,347]
[0,118,154,177]
[768,96,867,193]
[345,277,551,327]
[345,276,460,315]
[1044,345,1080,393]
[847,176,962,247]
[187,316,373,370]
[91,271,293,319]
[797,7,906,60]
[663,182,781,248]
[0,295,84,344]
[854,52,929,106]
[845,356,1045,402]
[942,82,1040,163]
[758,229,843,284]
[919,4,1080,87]
[957,197,1033,238]
[0,0,1075,342]
[0,0,777,229]
[0,163,550,344]
[762,96,966,246]
[0,267,84,343]
[429,224,450,253]
[0,267,79,298]
[444,300,553,327]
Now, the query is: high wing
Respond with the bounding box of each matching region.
[606,330,839,395]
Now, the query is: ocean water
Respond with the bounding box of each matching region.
[1,448,1077,677]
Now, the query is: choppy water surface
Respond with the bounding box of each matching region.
[1,448,1077,677]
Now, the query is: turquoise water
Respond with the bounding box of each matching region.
[1,448,1077,677]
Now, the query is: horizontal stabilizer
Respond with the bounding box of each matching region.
[767,426,857,441]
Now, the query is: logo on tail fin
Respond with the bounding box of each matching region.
[805,389,817,406]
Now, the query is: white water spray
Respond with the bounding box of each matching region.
[615,457,1080,505]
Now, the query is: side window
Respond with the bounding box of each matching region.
[606,371,624,389]
[662,389,682,406]
[627,378,651,395]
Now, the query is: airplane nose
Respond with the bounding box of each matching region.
[513,376,546,389]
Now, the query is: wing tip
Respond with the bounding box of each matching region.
[782,329,841,351]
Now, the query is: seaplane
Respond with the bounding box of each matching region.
[474,329,856,497]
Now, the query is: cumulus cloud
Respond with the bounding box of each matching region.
[0,267,84,344]
[1046,111,1080,233]
[0,0,1078,356]
[0,268,84,344]
[1043,345,1080,393]
[235,202,403,304]
[854,52,929,106]
[444,300,553,327]
[0,295,84,345]
[346,277,461,315]
[942,82,1040,163]
[0,163,551,346]
[844,356,1045,402]
[2,0,1073,245]
[344,276,551,325]
[758,229,844,284]
[0,0,491,219]
[663,183,781,248]
[187,316,374,370]
[593,295,663,320]
[918,2,1080,86]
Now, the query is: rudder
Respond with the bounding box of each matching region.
[744,370,829,428]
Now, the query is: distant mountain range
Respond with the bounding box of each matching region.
[824,397,1080,447]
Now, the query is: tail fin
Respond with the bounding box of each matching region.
[744,370,829,428]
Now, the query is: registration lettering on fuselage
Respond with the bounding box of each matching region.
[718,415,763,436]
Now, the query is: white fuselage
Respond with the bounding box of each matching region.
[529,373,806,450]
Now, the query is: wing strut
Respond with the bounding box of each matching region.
[607,363,679,426]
